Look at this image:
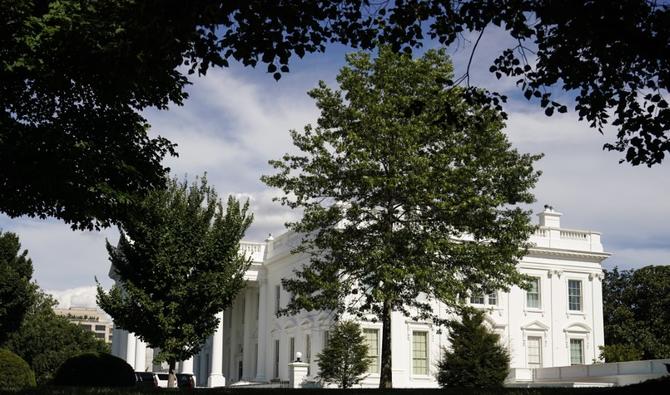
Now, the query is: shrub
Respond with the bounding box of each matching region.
[437,308,510,388]
[0,348,36,389]
[52,352,135,387]
[317,321,371,388]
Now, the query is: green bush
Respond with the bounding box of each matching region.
[437,308,510,388]
[52,352,134,387]
[0,348,36,389]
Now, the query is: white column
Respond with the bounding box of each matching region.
[180,356,194,374]
[111,326,120,357]
[126,332,137,369]
[207,311,226,387]
[255,273,268,381]
[135,338,147,371]
[228,303,238,380]
[243,288,255,380]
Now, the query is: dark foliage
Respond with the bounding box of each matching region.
[0,348,36,390]
[4,290,109,385]
[52,352,134,387]
[1,2,667,231]
[603,266,670,359]
[0,231,35,345]
[437,309,510,388]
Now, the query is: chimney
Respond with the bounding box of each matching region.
[264,233,274,259]
[537,204,562,228]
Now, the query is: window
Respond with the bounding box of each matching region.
[363,329,379,373]
[570,339,584,365]
[274,340,280,378]
[95,332,105,339]
[305,335,311,375]
[412,331,428,375]
[568,280,582,311]
[488,292,498,306]
[323,330,330,349]
[470,294,485,305]
[289,337,295,362]
[527,337,542,368]
[526,277,541,308]
[275,285,281,314]
[95,325,106,331]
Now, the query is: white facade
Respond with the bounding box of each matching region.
[111,207,609,387]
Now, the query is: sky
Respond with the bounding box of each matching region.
[1,29,668,309]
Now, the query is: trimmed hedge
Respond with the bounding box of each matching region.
[52,352,134,387]
[0,348,36,390]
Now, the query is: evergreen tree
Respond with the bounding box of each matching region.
[97,175,252,387]
[317,321,370,389]
[0,231,36,345]
[262,48,540,388]
[437,308,510,388]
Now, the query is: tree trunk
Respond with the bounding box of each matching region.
[379,298,393,388]
[168,360,177,388]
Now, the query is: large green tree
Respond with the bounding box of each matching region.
[262,48,540,388]
[317,321,370,389]
[4,290,108,385]
[0,231,36,345]
[603,266,670,359]
[436,308,510,388]
[0,1,667,230]
[97,175,252,387]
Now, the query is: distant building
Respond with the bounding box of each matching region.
[54,307,113,344]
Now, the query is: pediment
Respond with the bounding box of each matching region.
[521,320,550,331]
[564,322,591,333]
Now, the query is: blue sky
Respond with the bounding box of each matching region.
[1,29,668,308]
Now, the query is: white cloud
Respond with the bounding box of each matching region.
[48,286,101,309]
[0,216,117,290]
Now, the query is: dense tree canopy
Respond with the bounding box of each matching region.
[603,266,670,359]
[1,1,667,229]
[97,175,252,386]
[263,48,539,387]
[4,290,109,385]
[0,231,35,345]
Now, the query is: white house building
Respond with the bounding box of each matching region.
[110,207,610,387]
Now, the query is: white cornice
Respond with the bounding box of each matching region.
[527,246,610,263]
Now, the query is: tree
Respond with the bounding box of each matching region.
[262,48,540,388]
[317,321,370,389]
[0,231,36,345]
[4,290,109,385]
[437,308,510,388]
[598,344,643,363]
[1,2,667,229]
[603,266,670,359]
[97,175,253,387]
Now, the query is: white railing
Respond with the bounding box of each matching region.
[530,227,604,252]
[560,230,589,240]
